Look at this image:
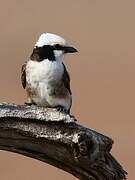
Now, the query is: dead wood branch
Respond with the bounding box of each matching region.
[0,103,127,180]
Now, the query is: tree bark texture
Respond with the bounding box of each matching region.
[0,103,127,180]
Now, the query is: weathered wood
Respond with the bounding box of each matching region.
[0,103,127,180]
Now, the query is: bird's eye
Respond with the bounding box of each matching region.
[54,44,62,50]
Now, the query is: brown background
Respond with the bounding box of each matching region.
[0,0,134,179]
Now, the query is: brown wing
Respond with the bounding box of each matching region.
[21,62,27,89]
[62,63,72,95]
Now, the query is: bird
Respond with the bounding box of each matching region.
[21,33,77,113]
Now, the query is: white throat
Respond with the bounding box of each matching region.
[54,51,64,62]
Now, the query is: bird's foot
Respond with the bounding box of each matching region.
[55,106,68,114]
[55,106,76,120]
[24,102,36,106]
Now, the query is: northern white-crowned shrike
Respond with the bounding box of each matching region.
[21,33,77,113]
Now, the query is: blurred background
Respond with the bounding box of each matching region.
[0,0,134,179]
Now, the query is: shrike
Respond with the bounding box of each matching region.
[21,33,77,113]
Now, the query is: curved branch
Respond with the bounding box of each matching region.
[0,103,127,180]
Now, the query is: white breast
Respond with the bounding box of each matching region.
[26,59,65,106]
[26,59,71,110]
[26,59,64,84]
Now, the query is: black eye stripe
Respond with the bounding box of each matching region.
[30,44,67,62]
[41,44,64,50]
[31,45,55,62]
[54,44,65,50]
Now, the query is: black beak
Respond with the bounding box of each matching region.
[63,46,78,53]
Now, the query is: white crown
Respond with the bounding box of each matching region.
[35,33,67,47]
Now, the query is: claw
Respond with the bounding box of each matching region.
[24,102,36,106]
[55,106,68,114]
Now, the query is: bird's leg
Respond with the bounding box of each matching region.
[25,98,36,106]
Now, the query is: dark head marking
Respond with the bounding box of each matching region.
[30,44,77,62]
[30,45,55,62]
